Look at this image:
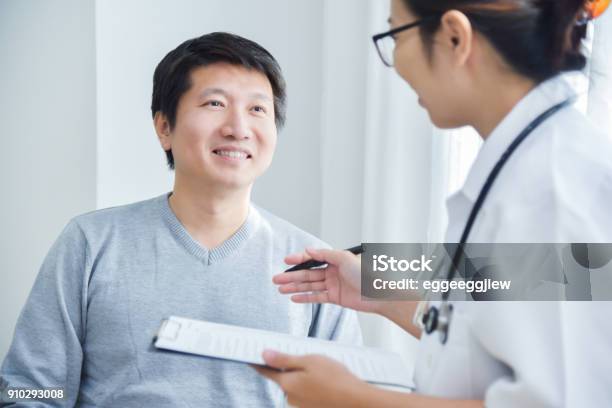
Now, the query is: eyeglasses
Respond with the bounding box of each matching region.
[372,17,438,67]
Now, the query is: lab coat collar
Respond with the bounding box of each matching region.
[458,75,577,203]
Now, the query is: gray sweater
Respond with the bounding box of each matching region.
[1,194,362,407]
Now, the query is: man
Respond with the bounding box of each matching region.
[0,32,361,407]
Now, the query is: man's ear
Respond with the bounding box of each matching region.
[439,10,473,67]
[154,111,172,151]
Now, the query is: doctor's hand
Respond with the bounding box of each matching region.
[275,248,424,338]
[253,350,375,408]
[274,248,381,314]
[254,351,485,408]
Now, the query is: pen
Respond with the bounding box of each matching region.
[284,244,364,272]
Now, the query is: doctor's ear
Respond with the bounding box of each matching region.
[154,111,172,150]
[439,10,472,66]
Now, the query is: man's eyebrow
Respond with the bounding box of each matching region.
[199,88,272,102]
[200,88,228,98]
[249,92,272,102]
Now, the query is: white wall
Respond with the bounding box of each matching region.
[0,0,97,360]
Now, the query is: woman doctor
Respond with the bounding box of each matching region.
[255,0,612,407]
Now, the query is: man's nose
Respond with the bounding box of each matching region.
[220,109,253,140]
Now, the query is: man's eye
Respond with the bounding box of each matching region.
[204,100,224,108]
[252,106,267,113]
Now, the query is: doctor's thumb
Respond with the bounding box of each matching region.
[262,350,304,371]
[305,247,349,267]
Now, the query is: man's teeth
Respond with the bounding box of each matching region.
[215,150,248,159]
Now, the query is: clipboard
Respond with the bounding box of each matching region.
[153,316,414,390]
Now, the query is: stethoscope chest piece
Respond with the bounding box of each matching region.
[422,302,453,345]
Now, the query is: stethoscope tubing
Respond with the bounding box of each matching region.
[423,97,575,344]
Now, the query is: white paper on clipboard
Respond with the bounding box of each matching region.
[153,316,414,390]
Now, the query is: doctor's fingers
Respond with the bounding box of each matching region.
[284,250,313,265]
[273,269,326,285]
[253,365,301,387]
[305,247,355,267]
[262,350,309,370]
[290,291,330,304]
[278,281,328,295]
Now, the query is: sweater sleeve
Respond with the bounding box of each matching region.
[1,220,88,407]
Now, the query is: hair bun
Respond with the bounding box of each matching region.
[545,0,589,72]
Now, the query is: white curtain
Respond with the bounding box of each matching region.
[318,0,431,370]
[318,0,612,370]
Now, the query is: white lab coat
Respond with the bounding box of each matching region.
[413,76,612,407]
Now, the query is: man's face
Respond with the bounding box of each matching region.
[162,63,278,190]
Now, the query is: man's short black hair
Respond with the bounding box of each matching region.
[151,32,287,170]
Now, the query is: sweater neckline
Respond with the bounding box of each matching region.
[158,192,260,265]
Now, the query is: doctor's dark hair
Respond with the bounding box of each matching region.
[151,32,287,169]
[403,0,589,82]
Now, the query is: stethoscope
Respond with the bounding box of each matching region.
[415,96,576,345]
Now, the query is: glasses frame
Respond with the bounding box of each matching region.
[372,17,438,67]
